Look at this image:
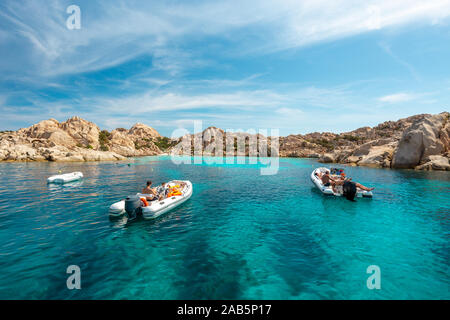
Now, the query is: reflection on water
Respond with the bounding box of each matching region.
[0,157,448,299]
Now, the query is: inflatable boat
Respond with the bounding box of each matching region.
[311,167,373,198]
[109,180,193,220]
[47,172,83,184]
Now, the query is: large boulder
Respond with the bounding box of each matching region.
[439,116,450,154]
[39,146,125,162]
[20,119,60,139]
[77,149,126,161]
[352,142,373,157]
[108,129,136,157]
[392,112,449,169]
[60,116,100,149]
[318,153,335,163]
[415,155,450,171]
[109,124,162,156]
[128,123,161,139]
[46,130,78,148]
[357,146,395,168]
[4,144,45,161]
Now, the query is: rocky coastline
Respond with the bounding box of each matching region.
[1,112,449,171]
[0,116,163,162]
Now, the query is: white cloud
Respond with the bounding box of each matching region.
[276,107,304,115]
[95,90,287,115]
[1,0,450,77]
[378,92,416,103]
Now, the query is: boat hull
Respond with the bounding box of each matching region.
[142,181,193,220]
[109,200,125,217]
[47,172,83,184]
[108,180,193,219]
[311,168,372,198]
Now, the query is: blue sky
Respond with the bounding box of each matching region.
[0,0,449,136]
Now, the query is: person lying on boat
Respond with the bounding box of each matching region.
[331,174,374,193]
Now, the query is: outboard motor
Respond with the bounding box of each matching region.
[343,181,357,201]
[125,195,142,220]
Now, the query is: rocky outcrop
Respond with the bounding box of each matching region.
[0,116,163,162]
[356,145,395,168]
[170,127,277,157]
[128,123,160,139]
[415,155,450,171]
[310,112,449,171]
[60,116,101,149]
[2,112,449,170]
[319,153,336,163]
[106,124,162,157]
[170,112,449,171]
[392,112,449,169]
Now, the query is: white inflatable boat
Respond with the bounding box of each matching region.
[311,167,373,198]
[47,172,83,184]
[109,180,193,220]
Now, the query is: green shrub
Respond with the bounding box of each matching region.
[313,138,334,150]
[341,135,360,142]
[99,130,110,143]
[99,130,111,151]
[153,137,177,151]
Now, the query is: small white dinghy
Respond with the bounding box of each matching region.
[109,180,193,220]
[47,172,83,184]
[311,167,373,198]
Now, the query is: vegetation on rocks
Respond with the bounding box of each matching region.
[154,137,177,151]
[1,113,448,171]
[99,130,111,151]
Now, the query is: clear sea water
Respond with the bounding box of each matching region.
[0,156,448,300]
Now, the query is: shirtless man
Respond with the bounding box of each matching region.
[320,171,336,187]
[142,181,158,200]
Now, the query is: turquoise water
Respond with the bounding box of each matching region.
[0,156,448,300]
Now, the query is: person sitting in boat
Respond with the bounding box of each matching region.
[142,181,158,201]
[156,182,169,199]
[320,171,336,187]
